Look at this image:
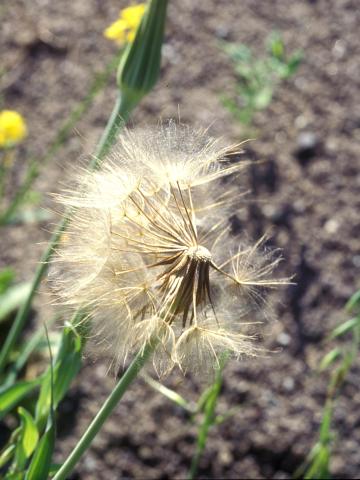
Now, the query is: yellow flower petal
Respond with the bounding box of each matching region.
[126,29,136,43]
[103,18,128,43]
[120,3,146,29]
[105,3,146,45]
[0,110,27,148]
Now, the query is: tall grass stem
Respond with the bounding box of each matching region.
[53,342,155,480]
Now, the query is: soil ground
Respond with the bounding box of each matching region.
[1,0,360,478]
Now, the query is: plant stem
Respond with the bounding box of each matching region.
[188,360,226,480]
[0,94,129,376]
[4,314,59,387]
[53,342,155,480]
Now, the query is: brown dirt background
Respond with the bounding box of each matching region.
[1,0,360,478]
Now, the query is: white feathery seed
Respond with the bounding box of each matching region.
[51,122,288,376]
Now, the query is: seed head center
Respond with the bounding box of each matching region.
[186,245,212,262]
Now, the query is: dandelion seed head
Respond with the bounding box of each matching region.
[52,122,288,377]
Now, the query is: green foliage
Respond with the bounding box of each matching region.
[188,358,228,480]
[0,267,32,327]
[35,326,82,431]
[296,289,360,479]
[0,379,42,420]
[4,316,59,387]
[25,417,55,480]
[221,32,302,125]
[24,329,56,480]
[118,0,168,110]
[143,374,194,413]
[0,268,15,294]
[13,408,39,471]
[0,281,32,324]
[0,326,82,477]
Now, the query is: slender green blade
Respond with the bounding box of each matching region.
[346,290,360,312]
[14,407,39,469]
[0,268,15,294]
[0,282,32,323]
[319,347,342,371]
[0,379,41,419]
[35,327,82,429]
[329,317,360,339]
[25,418,55,480]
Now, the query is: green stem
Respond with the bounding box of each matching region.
[188,360,226,480]
[4,314,59,387]
[53,342,155,480]
[0,94,129,376]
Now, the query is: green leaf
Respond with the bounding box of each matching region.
[222,42,252,63]
[196,385,214,414]
[267,32,285,60]
[346,289,360,312]
[0,444,16,469]
[118,0,168,109]
[26,325,56,480]
[49,463,62,476]
[4,315,60,387]
[4,472,23,480]
[14,407,39,469]
[304,445,330,479]
[25,417,55,480]
[319,347,342,371]
[253,86,273,109]
[269,58,291,78]
[0,268,15,294]
[0,281,32,323]
[285,52,303,77]
[35,327,82,429]
[0,379,41,419]
[329,316,360,339]
[0,426,21,470]
[319,402,333,444]
[143,374,193,412]
[214,406,240,425]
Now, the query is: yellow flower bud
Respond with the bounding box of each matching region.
[117,0,168,111]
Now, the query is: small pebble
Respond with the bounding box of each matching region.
[277,332,291,346]
[352,255,360,267]
[324,218,339,234]
[215,25,230,39]
[332,39,346,59]
[295,131,319,166]
[295,115,309,129]
[282,377,295,392]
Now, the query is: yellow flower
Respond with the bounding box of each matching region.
[120,3,146,28]
[104,18,128,44]
[0,110,27,148]
[104,3,146,45]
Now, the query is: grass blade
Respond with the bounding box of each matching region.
[0,379,41,420]
[14,407,39,470]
